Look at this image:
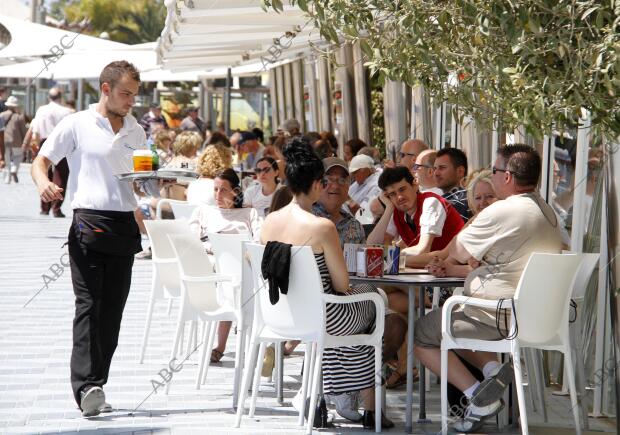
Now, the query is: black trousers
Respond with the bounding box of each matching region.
[68,209,141,405]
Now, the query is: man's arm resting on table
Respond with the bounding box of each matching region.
[31,155,64,202]
[403,233,436,267]
[449,237,475,264]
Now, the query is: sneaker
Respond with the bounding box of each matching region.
[80,386,105,417]
[452,399,504,432]
[471,361,513,407]
[326,392,362,422]
[135,247,152,260]
[261,345,275,378]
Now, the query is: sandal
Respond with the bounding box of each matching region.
[210,349,224,363]
[385,367,419,389]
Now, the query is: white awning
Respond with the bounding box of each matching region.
[157,0,320,72]
[0,14,127,59]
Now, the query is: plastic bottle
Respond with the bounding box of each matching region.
[148,138,159,170]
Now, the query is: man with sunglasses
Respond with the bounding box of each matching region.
[414,144,562,433]
[414,149,443,195]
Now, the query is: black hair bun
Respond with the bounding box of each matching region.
[282,138,325,195]
[282,138,316,164]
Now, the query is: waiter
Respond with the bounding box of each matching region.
[31,61,145,417]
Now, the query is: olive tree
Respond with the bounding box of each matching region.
[264,0,620,139]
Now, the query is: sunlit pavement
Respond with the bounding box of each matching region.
[0,164,615,435]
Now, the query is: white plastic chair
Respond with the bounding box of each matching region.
[531,252,599,426]
[439,253,584,435]
[155,198,197,220]
[235,243,386,434]
[140,219,194,363]
[355,206,375,225]
[167,234,245,401]
[206,232,253,407]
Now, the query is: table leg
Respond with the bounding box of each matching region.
[418,286,431,423]
[406,285,414,433]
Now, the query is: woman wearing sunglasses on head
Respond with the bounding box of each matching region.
[243,156,281,218]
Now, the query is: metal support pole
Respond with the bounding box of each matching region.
[540,134,555,203]
[198,80,205,123]
[268,69,279,133]
[275,66,286,127]
[304,57,319,132]
[383,80,407,158]
[352,41,371,144]
[205,88,214,132]
[224,67,232,136]
[317,55,332,133]
[571,114,591,252]
[291,60,304,130]
[334,43,357,145]
[592,183,609,417]
[283,63,295,120]
[77,78,84,112]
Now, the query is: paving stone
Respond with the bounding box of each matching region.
[0,165,614,435]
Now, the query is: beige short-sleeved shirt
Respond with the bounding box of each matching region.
[457,192,563,326]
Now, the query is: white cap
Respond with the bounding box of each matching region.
[5,96,19,107]
[349,154,375,173]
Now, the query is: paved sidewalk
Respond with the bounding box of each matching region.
[0,165,616,435]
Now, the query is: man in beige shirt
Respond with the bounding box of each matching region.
[413,144,562,432]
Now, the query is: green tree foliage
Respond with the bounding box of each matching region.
[64,0,166,44]
[263,0,620,139]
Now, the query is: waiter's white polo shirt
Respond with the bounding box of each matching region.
[39,103,147,212]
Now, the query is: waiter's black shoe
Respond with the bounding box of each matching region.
[80,385,105,417]
[53,210,66,218]
[362,410,394,429]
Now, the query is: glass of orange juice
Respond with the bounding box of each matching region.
[133,150,153,172]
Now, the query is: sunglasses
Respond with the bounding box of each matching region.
[491,166,516,175]
[254,167,272,174]
[412,163,433,171]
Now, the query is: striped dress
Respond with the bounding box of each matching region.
[315,253,377,394]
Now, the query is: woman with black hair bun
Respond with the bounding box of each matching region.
[260,139,394,429]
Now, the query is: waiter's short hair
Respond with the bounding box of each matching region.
[378,166,415,190]
[99,61,141,89]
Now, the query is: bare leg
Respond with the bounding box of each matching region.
[284,340,300,355]
[360,387,375,410]
[454,349,498,370]
[133,209,147,234]
[415,345,479,392]
[214,320,232,353]
[383,313,407,361]
[387,290,410,315]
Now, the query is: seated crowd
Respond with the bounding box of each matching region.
[134,117,563,432]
